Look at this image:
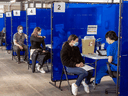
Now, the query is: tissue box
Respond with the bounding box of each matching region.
[82,37,95,55]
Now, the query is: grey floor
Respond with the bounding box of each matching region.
[0,47,116,96]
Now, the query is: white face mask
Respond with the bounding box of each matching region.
[19,30,23,33]
[106,40,110,44]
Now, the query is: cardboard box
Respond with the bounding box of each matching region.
[82,39,95,55]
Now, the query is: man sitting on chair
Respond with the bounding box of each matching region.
[13,25,28,64]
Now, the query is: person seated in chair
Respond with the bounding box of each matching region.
[94,31,118,85]
[30,27,50,73]
[13,25,28,64]
[0,27,5,46]
[61,34,93,96]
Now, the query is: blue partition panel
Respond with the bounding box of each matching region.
[52,3,119,81]
[27,8,51,64]
[0,14,5,31]
[12,11,27,39]
[11,11,27,55]
[120,1,128,95]
[5,14,12,50]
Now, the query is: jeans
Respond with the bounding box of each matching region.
[66,67,93,87]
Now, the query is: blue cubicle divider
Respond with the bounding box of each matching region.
[5,12,12,50]
[11,10,27,55]
[0,13,5,32]
[27,8,51,64]
[51,3,119,81]
[120,1,128,95]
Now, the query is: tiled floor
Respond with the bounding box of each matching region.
[0,47,116,96]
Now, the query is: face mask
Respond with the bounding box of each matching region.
[38,33,41,36]
[19,30,23,33]
[73,42,79,46]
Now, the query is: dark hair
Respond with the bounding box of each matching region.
[105,31,118,41]
[17,25,23,31]
[31,27,41,37]
[67,34,78,43]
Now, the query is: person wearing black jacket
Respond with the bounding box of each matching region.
[61,34,93,96]
[0,28,5,46]
[30,27,50,73]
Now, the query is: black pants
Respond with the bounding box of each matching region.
[13,45,28,62]
[32,50,51,73]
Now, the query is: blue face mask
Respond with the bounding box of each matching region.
[19,30,23,33]
[38,33,41,36]
[73,42,79,46]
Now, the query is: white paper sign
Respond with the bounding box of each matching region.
[13,10,20,16]
[27,8,36,15]
[0,13,3,18]
[54,2,65,13]
[6,12,11,17]
[87,25,98,35]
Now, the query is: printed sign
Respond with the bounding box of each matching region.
[87,25,98,35]
[13,10,20,16]
[6,12,11,17]
[27,8,36,15]
[54,2,65,13]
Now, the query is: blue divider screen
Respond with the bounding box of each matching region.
[0,13,5,31]
[52,3,119,81]
[27,8,51,64]
[12,11,26,55]
[120,1,128,95]
[5,13,12,50]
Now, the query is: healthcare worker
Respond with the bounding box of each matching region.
[94,31,118,85]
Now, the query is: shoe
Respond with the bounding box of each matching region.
[71,83,78,96]
[37,66,46,73]
[82,81,90,93]
[92,80,97,87]
[40,68,46,73]
[36,63,39,67]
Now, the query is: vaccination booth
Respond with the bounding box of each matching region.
[49,1,123,95]
[26,8,51,65]
[11,10,27,58]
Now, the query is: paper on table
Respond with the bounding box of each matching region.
[81,65,94,71]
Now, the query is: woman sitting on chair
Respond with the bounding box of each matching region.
[61,34,93,96]
[30,27,50,73]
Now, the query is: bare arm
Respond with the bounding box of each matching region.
[108,56,113,63]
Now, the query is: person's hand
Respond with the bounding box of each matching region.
[38,36,43,38]
[80,62,84,67]
[76,64,81,67]
[42,50,46,53]
[18,45,23,50]
[43,36,46,39]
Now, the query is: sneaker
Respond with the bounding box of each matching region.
[37,66,46,73]
[36,63,39,68]
[71,83,78,96]
[82,81,90,93]
[92,80,97,87]
[40,68,46,73]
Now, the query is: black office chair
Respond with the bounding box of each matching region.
[105,62,119,94]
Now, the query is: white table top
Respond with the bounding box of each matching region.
[81,53,108,60]
[45,44,51,49]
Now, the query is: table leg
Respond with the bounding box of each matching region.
[94,60,97,89]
